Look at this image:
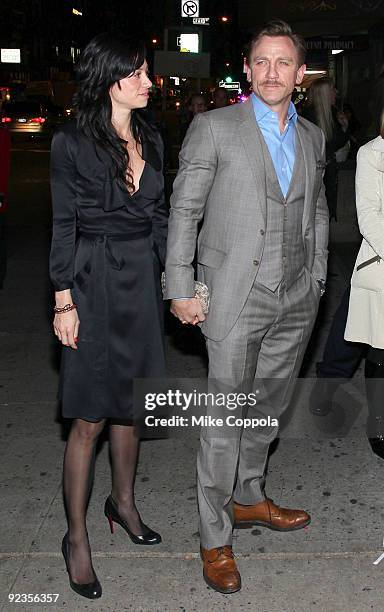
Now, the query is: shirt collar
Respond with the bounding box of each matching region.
[251,93,297,126]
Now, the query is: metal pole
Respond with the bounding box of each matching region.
[162,28,168,113]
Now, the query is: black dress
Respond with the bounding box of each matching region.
[49,121,168,421]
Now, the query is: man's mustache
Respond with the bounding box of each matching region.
[260,80,284,86]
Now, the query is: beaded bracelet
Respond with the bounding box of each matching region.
[53,303,77,314]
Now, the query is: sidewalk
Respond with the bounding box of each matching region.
[2,164,384,612]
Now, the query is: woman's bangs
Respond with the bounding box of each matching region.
[113,43,146,82]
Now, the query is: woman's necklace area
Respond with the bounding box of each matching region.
[126,138,137,152]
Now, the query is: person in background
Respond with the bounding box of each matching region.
[212,87,230,109]
[0,117,11,288]
[342,103,361,159]
[302,77,349,220]
[308,285,366,417]
[180,93,207,141]
[371,67,384,136]
[344,111,384,459]
[189,93,207,116]
[50,34,167,600]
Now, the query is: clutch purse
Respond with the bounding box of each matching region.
[161,272,210,314]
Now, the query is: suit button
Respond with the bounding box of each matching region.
[260,229,265,236]
[253,259,259,266]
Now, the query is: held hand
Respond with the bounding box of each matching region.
[170,298,205,325]
[53,309,80,349]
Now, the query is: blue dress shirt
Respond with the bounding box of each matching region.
[251,93,297,198]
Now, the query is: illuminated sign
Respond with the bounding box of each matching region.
[1,49,21,63]
[219,80,240,91]
[178,34,199,53]
[193,17,209,24]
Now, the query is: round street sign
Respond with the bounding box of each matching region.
[182,0,199,17]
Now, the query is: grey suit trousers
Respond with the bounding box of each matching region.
[197,268,321,548]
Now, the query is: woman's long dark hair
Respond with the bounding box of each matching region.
[73,33,152,191]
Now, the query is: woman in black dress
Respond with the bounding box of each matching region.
[50,34,167,599]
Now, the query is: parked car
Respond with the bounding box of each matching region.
[1,100,64,139]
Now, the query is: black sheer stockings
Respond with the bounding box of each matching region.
[63,419,105,584]
[109,424,143,536]
[63,420,143,584]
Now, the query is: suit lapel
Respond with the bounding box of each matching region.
[295,117,315,234]
[237,100,267,224]
[237,103,316,229]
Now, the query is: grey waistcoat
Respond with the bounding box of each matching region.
[256,132,306,291]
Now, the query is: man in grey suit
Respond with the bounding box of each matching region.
[164,19,328,593]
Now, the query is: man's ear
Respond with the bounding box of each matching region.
[245,62,252,83]
[296,64,306,86]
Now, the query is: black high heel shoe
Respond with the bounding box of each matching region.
[104,495,161,545]
[61,533,102,599]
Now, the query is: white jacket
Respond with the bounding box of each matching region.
[345,136,384,348]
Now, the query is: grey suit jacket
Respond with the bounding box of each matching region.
[164,99,329,341]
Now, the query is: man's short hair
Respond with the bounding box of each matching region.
[247,19,306,67]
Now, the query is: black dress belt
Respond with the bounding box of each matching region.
[75,226,152,291]
[78,225,152,242]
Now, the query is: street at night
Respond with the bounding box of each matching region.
[0,136,383,611]
[3,1,384,610]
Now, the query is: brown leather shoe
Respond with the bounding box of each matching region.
[233,498,310,532]
[201,546,241,594]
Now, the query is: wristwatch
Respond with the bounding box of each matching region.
[317,279,326,297]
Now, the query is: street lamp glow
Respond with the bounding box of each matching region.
[221,16,229,22]
[72,8,83,16]
[152,38,158,44]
